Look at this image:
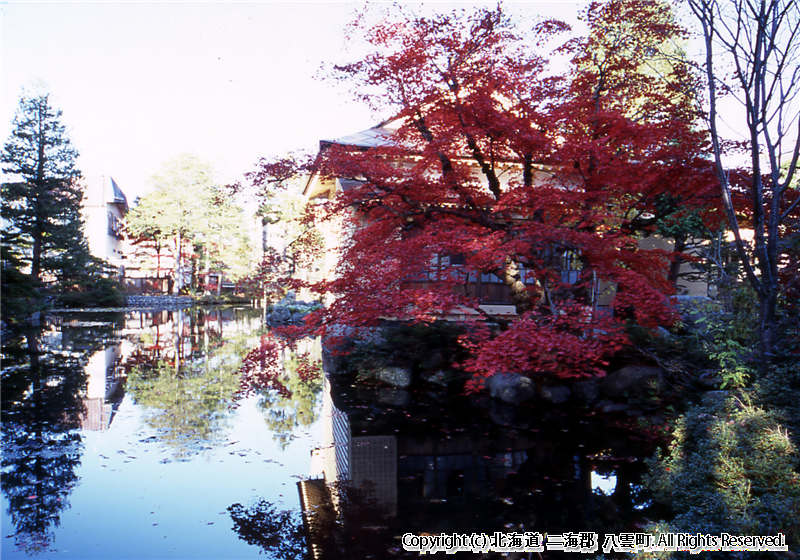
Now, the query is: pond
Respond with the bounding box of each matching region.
[1,307,659,559]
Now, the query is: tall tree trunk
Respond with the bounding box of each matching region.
[203,244,211,296]
[172,231,182,295]
[667,237,687,287]
[32,107,46,285]
[759,289,778,372]
[31,231,43,285]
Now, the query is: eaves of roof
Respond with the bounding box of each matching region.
[109,177,129,211]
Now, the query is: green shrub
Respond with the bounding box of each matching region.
[643,399,800,558]
[58,278,127,308]
[0,264,47,323]
[755,360,800,449]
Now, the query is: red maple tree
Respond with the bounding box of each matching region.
[249,2,722,387]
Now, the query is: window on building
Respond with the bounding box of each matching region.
[561,250,581,284]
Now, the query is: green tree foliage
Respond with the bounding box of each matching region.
[126,360,241,458]
[256,353,322,449]
[237,166,320,304]
[195,190,252,295]
[0,245,46,323]
[126,154,251,295]
[1,91,91,289]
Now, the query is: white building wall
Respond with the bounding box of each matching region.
[81,175,127,273]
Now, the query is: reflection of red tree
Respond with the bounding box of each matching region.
[239,329,320,398]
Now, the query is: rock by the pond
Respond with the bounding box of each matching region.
[652,326,673,341]
[539,384,571,404]
[269,306,292,324]
[126,295,193,309]
[278,291,297,305]
[573,379,601,403]
[489,400,532,429]
[418,350,446,371]
[291,310,310,324]
[421,369,453,387]
[51,294,193,312]
[376,365,413,389]
[488,372,535,405]
[600,364,664,399]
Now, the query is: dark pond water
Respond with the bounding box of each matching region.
[1,308,658,559]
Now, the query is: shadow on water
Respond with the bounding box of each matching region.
[233,368,662,560]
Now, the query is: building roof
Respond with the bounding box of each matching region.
[109,177,128,210]
[320,118,403,150]
[82,175,129,212]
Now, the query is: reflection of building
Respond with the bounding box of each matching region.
[80,343,128,431]
[39,317,130,431]
[319,376,398,515]
[300,369,652,558]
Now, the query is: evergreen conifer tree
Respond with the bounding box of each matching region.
[1,91,91,288]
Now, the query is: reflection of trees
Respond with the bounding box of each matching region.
[126,310,258,459]
[127,361,240,458]
[1,327,89,555]
[229,479,408,560]
[238,332,322,449]
[256,356,322,449]
[227,499,306,560]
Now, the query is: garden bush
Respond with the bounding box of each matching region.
[643,398,800,558]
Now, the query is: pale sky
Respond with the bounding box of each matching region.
[0,2,590,202]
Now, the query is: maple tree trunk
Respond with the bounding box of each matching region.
[667,237,686,287]
[758,288,778,377]
[497,256,539,315]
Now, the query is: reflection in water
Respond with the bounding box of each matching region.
[256,351,323,449]
[2,309,658,559]
[239,334,323,450]
[297,371,656,559]
[1,307,268,557]
[126,308,262,459]
[228,499,306,560]
[1,317,118,554]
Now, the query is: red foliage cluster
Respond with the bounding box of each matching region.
[249,2,724,385]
